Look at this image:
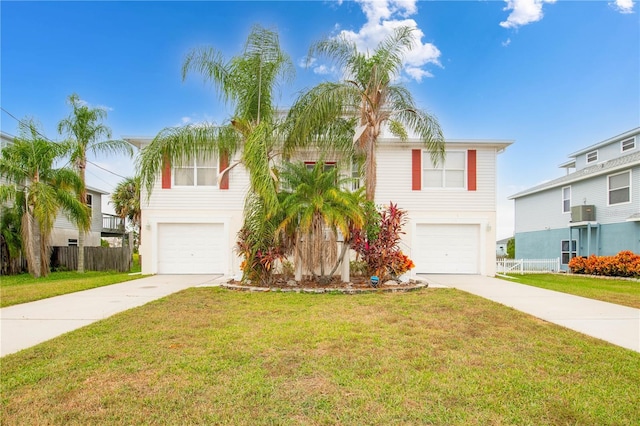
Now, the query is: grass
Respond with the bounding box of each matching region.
[502,273,640,309]
[0,253,143,308]
[2,288,639,425]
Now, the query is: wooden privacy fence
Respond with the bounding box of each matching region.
[496,258,561,275]
[51,246,132,273]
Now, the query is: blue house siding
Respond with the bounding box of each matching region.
[516,222,640,270]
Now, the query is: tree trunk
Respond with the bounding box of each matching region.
[364,131,377,202]
[77,229,85,273]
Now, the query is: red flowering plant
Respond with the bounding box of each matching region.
[348,202,415,282]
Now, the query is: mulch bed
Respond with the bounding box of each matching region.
[221,275,428,294]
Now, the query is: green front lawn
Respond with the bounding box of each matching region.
[0,269,143,308]
[2,288,638,425]
[502,273,640,309]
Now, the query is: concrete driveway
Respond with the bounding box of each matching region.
[1,274,223,357]
[422,274,640,353]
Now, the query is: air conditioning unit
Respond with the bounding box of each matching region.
[571,205,596,222]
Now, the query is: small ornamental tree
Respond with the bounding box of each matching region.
[349,202,414,281]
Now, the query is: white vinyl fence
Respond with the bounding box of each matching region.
[496,258,561,275]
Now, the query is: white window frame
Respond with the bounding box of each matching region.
[607,170,631,206]
[621,137,636,153]
[422,150,467,189]
[586,150,598,164]
[173,156,218,187]
[561,239,577,265]
[562,186,571,214]
[350,160,362,192]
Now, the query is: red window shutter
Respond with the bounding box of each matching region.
[219,153,229,190]
[161,156,171,189]
[468,150,477,191]
[412,149,422,190]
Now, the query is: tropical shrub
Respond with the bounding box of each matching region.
[568,250,640,277]
[349,202,414,281]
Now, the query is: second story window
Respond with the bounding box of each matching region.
[174,157,217,187]
[85,193,93,209]
[562,186,571,213]
[608,170,631,205]
[621,137,636,153]
[423,150,466,189]
[586,150,598,164]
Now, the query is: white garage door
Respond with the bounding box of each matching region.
[157,223,225,274]
[414,224,480,274]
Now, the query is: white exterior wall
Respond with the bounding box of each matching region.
[139,155,249,276]
[375,142,500,276]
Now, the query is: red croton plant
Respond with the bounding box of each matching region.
[349,202,415,282]
[568,250,640,277]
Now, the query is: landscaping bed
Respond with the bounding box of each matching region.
[223,275,427,293]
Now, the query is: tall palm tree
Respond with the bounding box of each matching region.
[58,93,133,273]
[0,119,90,277]
[138,24,295,214]
[138,25,295,282]
[288,25,445,201]
[277,161,364,282]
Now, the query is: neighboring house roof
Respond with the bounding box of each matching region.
[567,127,640,158]
[509,150,640,200]
[496,237,512,245]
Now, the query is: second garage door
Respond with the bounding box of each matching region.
[157,223,225,274]
[414,224,480,274]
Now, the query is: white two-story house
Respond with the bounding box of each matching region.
[509,127,640,269]
[128,134,512,278]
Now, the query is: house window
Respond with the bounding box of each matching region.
[423,151,466,188]
[305,161,336,172]
[561,240,577,264]
[351,161,362,191]
[562,186,571,213]
[85,194,93,208]
[586,150,598,164]
[68,239,78,247]
[174,157,217,187]
[621,137,636,153]
[608,171,631,205]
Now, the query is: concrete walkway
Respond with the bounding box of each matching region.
[1,274,223,357]
[423,274,640,353]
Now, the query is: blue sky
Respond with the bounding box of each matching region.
[2,0,638,239]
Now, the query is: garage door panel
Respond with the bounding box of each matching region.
[157,223,224,274]
[414,224,479,274]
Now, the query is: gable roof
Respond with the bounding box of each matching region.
[509,150,640,200]
[567,127,640,158]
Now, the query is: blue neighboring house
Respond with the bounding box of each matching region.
[509,127,640,270]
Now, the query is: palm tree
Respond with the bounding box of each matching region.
[110,176,140,230]
[139,24,295,214]
[288,25,445,201]
[58,93,133,273]
[0,119,90,277]
[277,161,364,283]
[138,25,295,282]
[110,176,141,249]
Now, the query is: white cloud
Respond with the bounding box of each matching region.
[502,38,512,47]
[611,0,635,13]
[499,0,557,29]
[312,64,337,75]
[329,0,440,82]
